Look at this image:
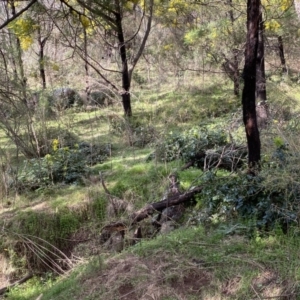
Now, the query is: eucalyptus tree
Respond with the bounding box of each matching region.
[57,0,154,117]
[262,0,298,74]
[242,0,261,170]
[156,0,208,84]
[256,4,266,103]
[29,2,54,89]
[183,0,247,96]
[3,0,29,98]
[0,0,58,158]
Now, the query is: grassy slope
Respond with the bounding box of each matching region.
[2,75,300,299]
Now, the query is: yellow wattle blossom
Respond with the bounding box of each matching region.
[9,18,34,35]
[123,0,141,10]
[280,0,292,11]
[262,0,292,11]
[79,15,90,29]
[8,17,35,51]
[265,20,281,32]
[184,31,195,44]
[45,154,51,160]
[79,15,95,36]
[19,36,33,50]
[52,139,59,152]
[45,154,53,165]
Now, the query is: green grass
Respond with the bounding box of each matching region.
[6,226,300,299]
[3,75,300,299]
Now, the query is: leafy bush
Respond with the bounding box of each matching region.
[197,170,300,231]
[153,126,228,162]
[132,125,157,147]
[77,142,110,165]
[16,141,108,191]
[23,127,79,158]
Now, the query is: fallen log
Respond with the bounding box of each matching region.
[100,186,202,232]
[131,186,202,223]
[0,273,33,296]
[99,186,202,249]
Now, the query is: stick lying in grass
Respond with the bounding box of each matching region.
[130,186,202,223]
[0,273,33,296]
[100,186,202,238]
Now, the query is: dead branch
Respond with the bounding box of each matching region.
[130,186,202,223]
[0,273,33,295]
[100,185,201,231]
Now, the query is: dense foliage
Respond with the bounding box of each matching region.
[16,140,109,191]
[153,126,228,163]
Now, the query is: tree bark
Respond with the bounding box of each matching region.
[242,0,261,170]
[278,35,287,74]
[222,57,239,96]
[233,50,240,96]
[83,28,90,103]
[37,26,47,89]
[228,0,240,96]
[115,6,132,117]
[256,10,266,102]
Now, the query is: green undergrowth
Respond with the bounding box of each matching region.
[2,76,300,299]
[0,191,107,274]
[6,226,300,299]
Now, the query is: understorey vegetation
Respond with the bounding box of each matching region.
[1,77,300,299]
[1,0,300,298]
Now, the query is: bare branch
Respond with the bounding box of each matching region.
[0,0,38,30]
[75,0,118,31]
[129,0,154,77]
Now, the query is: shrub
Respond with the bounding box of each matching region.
[22,127,79,157]
[15,141,109,191]
[153,126,228,162]
[132,72,147,85]
[197,169,300,231]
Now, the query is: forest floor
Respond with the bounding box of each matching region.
[2,75,300,299]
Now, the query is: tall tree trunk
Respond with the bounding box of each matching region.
[242,0,261,170]
[228,0,240,96]
[256,10,266,102]
[277,36,287,74]
[83,28,90,103]
[255,9,268,129]
[37,27,46,89]
[232,50,240,96]
[115,6,132,117]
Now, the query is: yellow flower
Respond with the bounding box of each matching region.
[52,139,59,152]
